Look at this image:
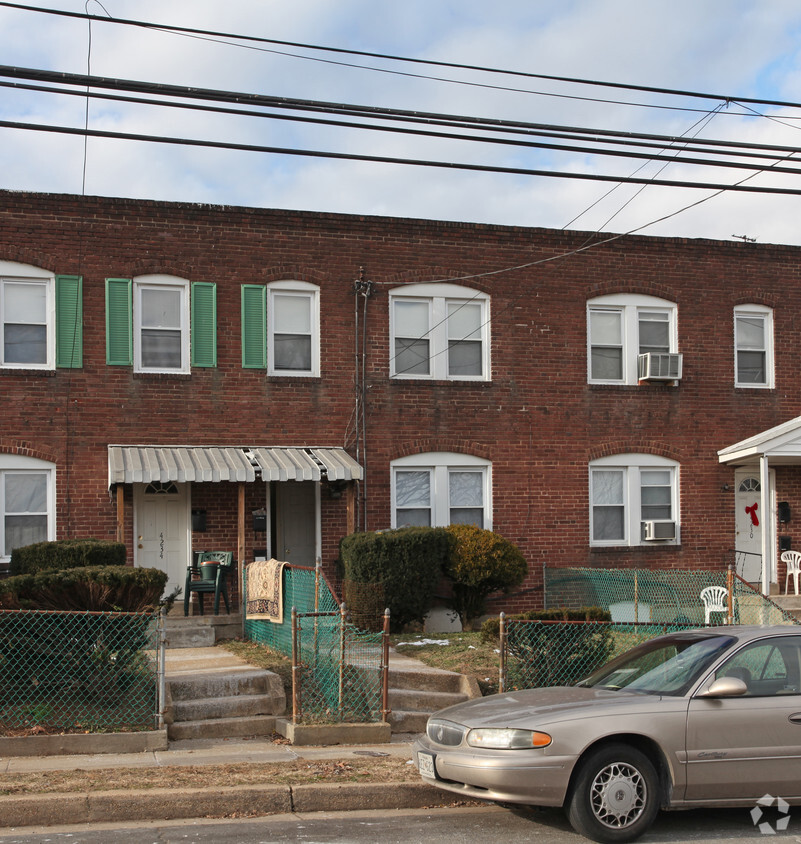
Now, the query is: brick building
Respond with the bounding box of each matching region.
[1,189,799,612]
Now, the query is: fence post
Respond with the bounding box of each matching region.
[634,572,639,623]
[499,612,506,693]
[338,602,347,719]
[727,565,734,625]
[291,607,301,724]
[157,606,167,730]
[381,608,391,723]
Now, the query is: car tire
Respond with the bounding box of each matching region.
[566,743,660,844]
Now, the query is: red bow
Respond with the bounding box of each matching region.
[745,502,759,527]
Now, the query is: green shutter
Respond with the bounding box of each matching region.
[191,282,217,367]
[55,274,82,368]
[241,285,267,369]
[105,278,132,366]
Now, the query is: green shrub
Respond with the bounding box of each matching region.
[339,527,449,631]
[444,525,528,627]
[0,566,168,612]
[480,606,611,642]
[10,539,126,576]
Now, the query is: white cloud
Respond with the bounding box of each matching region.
[1,0,801,245]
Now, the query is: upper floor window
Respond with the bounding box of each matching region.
[391,452,491,529]
[0,262,83,370]
[734,305,773,388]
[241,281,320,376]
[587,294,677,385]
[389,283,489,381]
[590,454,679,546]
[0,455,55,562]
[106,275,216,371]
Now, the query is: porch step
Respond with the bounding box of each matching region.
[768,594,801,622]
[163,614,242,648]
[388,688,468,712]
[164,645,285,742]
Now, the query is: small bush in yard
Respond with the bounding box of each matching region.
[444,524,527,627]
[339,527,449,631]
[10,539,126,576]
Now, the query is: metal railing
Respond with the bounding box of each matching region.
[0,608,162,735]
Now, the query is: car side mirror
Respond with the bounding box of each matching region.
[697,676,748,698]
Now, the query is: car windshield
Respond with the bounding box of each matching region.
[577,633,735,696]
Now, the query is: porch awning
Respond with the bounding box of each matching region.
[718,415,801,466]
[108,445,363,486]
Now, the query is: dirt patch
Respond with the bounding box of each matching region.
[0,757,418,796]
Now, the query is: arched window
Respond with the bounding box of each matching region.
[590,454,679,546]
[391,453,491,529]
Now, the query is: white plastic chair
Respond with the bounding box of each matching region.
[700,586,728,625]
[781,550,801,596]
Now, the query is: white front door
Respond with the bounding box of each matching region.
[734,470,767,583]
[134,481,190,595]
[276,481,318,565]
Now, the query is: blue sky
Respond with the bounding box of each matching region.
[2,0,801,244]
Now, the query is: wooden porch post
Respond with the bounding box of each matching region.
[345,482,357,535]
[115,485,125,545]
[238,483,246,621]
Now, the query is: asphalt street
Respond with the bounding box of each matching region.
[0,805,799,843]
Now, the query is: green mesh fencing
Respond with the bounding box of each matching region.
[244,565,386,724]
[0,609,159,734]
[244,565,339,654]
[293,610,385,724]
[543,567,799,627]
[502,620,698,691]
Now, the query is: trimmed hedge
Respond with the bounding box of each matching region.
[10,539,126,576]
[0,566,168,612]
[339,527,450,631]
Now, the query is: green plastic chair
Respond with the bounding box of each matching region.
[184,551,233,616]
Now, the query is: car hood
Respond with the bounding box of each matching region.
[431,686,674,729]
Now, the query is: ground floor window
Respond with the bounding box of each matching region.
[391,453,491,529]
[0,457,55,560]
[590,454,678,546]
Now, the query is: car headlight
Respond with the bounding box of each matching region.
[466,728,552,749]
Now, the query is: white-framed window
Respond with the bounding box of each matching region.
[391,453,491,529]
[587,294,678,385]
[389,283,490,380]
[268,281,319,376]
[134,275,190,373]
[0,261,54,369]
[0,456,55,562]
[734,305,773,388]
[590,454,679,546]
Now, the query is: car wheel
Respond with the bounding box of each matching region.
[566,743,660,843]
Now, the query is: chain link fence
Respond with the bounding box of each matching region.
[543,566,798,626]
[244,564,388,724]
[0,609,160,735]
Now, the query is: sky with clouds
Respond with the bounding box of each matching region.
[2,0,801,245]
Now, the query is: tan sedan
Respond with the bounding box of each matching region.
[413,625,801,843]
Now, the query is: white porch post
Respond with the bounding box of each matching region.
[760,454,771,595]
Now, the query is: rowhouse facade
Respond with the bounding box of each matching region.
[1,189,799,612]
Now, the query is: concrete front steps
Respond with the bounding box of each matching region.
[164,612,242,648]
[386,651,481,733]
[770,593,801,623]
[164,646,286,741]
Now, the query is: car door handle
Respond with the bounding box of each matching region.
[789,713,801,724]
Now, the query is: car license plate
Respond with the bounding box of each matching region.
[417,751,436,778]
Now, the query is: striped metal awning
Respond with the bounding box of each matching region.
[108,445,363,486]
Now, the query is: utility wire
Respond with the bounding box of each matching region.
[4,1,801,114]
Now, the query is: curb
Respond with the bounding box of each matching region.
[0,782,448,828]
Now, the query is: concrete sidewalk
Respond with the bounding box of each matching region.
[0,736,450,830]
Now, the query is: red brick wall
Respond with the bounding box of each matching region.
[2,190,801,611]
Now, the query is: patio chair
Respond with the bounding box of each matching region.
[700,585,728,625]
[781,550,801,596]
[184,551,233,616]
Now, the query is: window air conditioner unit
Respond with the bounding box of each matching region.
[642,520,677,541]
[638,352,683,381]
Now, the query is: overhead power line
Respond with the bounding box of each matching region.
[4,117,801,195]
[4,1,801,115]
